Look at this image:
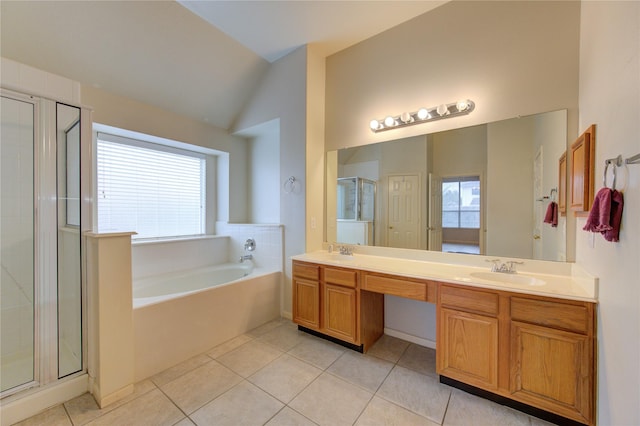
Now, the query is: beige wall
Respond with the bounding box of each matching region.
[325,1,580,151]
[486,116,535,259]
[577,2,640,424]
[533,110,569,261]
[305,45,327,253]
[319,0,580,345]
[431,124,486,178]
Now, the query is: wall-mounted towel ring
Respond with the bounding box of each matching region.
[536,187,558,202]
[283,176,299,194]
[603,155,622,189]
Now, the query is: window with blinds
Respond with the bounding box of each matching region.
[442,176,480,229]
[97,133,206,239]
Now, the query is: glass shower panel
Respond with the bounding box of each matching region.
[337,177,357,220]
[56,103,82,378]
[360,179,376,221]
[1,95,35,393]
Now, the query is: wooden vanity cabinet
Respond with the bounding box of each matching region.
[293,259,596,425]
[437,285,500,390]
[292,260,383,351]
[509,296,595,425]
[437,284,596,425]
[323,267,358,343]
[292,262,320,330]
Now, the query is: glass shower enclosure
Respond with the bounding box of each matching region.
[336,177,376,245]
[1,91,84,397]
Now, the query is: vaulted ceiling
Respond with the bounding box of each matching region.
[0,1,445,130]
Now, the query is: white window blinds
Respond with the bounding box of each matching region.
[97,133,205,239]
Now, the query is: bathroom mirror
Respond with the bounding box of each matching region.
[326,109,569,261]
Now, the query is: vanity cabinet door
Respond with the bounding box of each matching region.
[292,261,321,330]
[293,278,320,330]
[437,284,500,390]
[323,284,358,344]
[510,321,594,424]
[438,307,499,390]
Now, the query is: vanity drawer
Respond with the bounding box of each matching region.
[324,267,358,288]
[510,297,591,334]
[363,274,435,302]
[440,285,499,316]
[293,262,320,280]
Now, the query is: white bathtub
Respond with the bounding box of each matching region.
[132,263,281,381]
[133,263,254,308]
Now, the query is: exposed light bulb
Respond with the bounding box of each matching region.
[417,108,430,120]
[370,119,380,131]
[384,116,396,127]
[436,104,449,116]
[456,100,469,111]
[400,112,412,123]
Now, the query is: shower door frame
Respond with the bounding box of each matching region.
[1,89,87,399]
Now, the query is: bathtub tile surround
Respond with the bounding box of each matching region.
[216,222,284,272]
[132,236,229,280]
[17,319,555,426]
[131,223,283,280]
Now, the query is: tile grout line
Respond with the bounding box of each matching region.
[61,401,74,426]
[155,382,191,424]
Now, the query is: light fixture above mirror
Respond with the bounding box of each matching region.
[369,99,475,132]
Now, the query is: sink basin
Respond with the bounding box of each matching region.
[315,253,355,262]
[470,271,545,286]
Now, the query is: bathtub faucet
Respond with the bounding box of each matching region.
[240,254,253,263]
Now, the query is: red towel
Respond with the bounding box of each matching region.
[604,190,624,242]
[543,201,558,227]
[583,187,624,242]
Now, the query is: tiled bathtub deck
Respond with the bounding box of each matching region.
[15,319,555,426]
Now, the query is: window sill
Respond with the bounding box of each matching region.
[132,235,228,246]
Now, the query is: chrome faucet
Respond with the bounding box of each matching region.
[485,259,523,274]
[338,245,354,256]
[240,238,255,262]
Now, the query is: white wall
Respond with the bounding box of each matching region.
[232,47,308,317]
[577,2,640,424]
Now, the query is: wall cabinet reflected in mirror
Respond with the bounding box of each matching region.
[326,109,572,262]
[559,152,567,215]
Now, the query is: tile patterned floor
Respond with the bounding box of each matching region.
[14,319,557,426]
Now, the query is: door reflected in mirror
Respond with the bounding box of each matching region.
[326,109,569,262]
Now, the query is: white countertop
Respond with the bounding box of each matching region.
[292,251,598,302]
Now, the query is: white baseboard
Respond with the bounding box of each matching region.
[384,328,436,350]
[281,311,292,320]
[0,374,88,425]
